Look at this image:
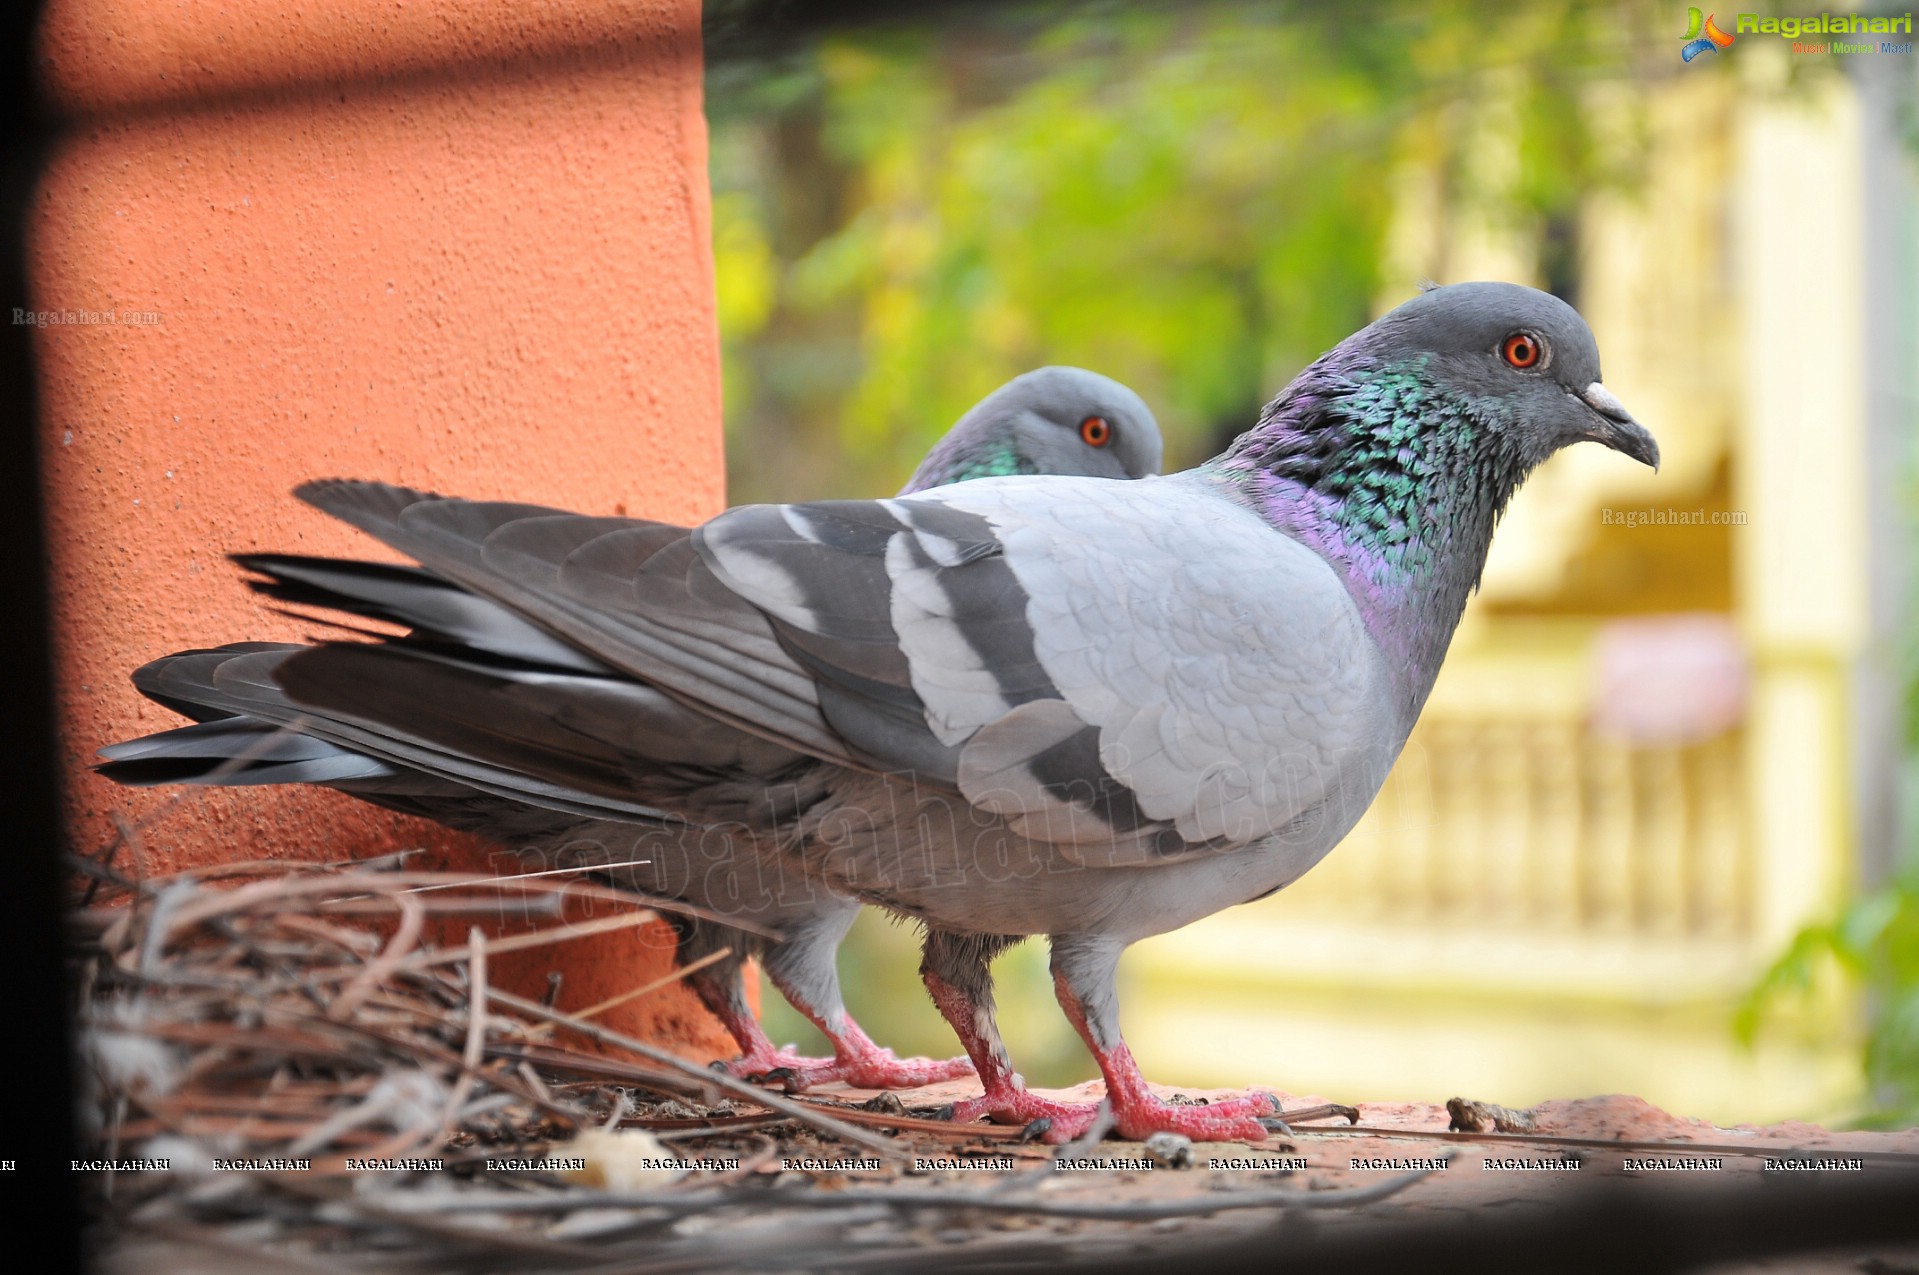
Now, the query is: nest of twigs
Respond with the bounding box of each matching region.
[69,846,1422,1273]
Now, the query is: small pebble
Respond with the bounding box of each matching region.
[1144,1131,1195,1169]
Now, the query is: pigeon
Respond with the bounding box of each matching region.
[100,282,1657,1143]
[98,366,1164,1094]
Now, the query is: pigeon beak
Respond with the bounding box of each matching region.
[1576,382,1660,471]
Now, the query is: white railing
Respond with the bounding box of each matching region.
[1290,718,1750,942]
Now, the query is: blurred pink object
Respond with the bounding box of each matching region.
[1589,613,1748,745]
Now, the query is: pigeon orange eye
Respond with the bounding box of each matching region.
[1079,415,1111,447]
[1502,332,1543,369]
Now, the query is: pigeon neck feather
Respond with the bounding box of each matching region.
[901,437,1037,494]
[1204,356,1533,722]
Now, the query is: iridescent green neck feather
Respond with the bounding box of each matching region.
[1204,357,1532,723]
[901,435,1042,494]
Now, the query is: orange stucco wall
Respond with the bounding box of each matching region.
[33,0,737,1058]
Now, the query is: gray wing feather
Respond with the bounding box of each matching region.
[949,474,1392,860]
[296,481,848,762]
[549,530,830,740]
[113,644,684,824]
[699,486,1188,854]
[276,642,809,812]
[97,715,403,787]
[711,473,1390,866]
[239,555,611,673]
[697,500,984,777]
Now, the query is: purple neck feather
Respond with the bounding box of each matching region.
[1202,356,1528,726]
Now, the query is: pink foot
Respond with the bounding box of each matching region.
[1106,1090,1284,1142]
[920,966,1282,1144]
[729,1044,974,1092]
[714,1010,974,1093]
[819,1046,976,1091]
[720,1043,821,1082]
[944,1088,1110,1142]
[945,1086,1283,1144]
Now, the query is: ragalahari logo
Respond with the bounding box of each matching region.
[1682,8,1736,59]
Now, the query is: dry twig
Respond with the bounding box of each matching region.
[77,849,1437,1273]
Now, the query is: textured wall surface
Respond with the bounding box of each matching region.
[33,0,733,1058]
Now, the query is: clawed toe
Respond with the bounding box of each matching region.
[1182,1088,1281,1118]
[1017,1117,1055,1143]
[726,1046,975,1094]
[940,1086,1287,1145]
[941,1091,1104,1143]
[758,1065,804,1092]
[1111,1097,1277,1143]
[833,1048,975,1091]
[723,1047,824,1087]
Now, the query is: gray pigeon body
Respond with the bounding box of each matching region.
[101,284,1657,1142]
[100,366,1163,1093]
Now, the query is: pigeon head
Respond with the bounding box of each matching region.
[1210,281,1659,720]
[899,366,1163,495]
[1366,281,1658,472]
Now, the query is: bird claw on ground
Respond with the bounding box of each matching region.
[1256,1115,1296,1139]
[830,1050,977,1090]
[941,1091,1104,1142]
[725,1045,974,1094]
[1017,1116,1054,1143]
[759,1066,804,1093]
[1110,1098,1277,1143]
[939,1087,1283,1144]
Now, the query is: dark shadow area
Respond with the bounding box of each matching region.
[1,2,82,1272]
[1089,1171,1919,1275]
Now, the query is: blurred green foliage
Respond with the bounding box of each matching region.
[1739,873,1919,1128]
[707,0,1664,507]
[710,0,1684,1086]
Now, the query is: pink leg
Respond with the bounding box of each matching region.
[689,925,971,1092]
[921,930,1281,1144]
[1052,971,1281,1142]
[705,998,817,1080]
[926,969,1115,1140]
[809,1014,975,1089]
[737,1006,975,1092]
